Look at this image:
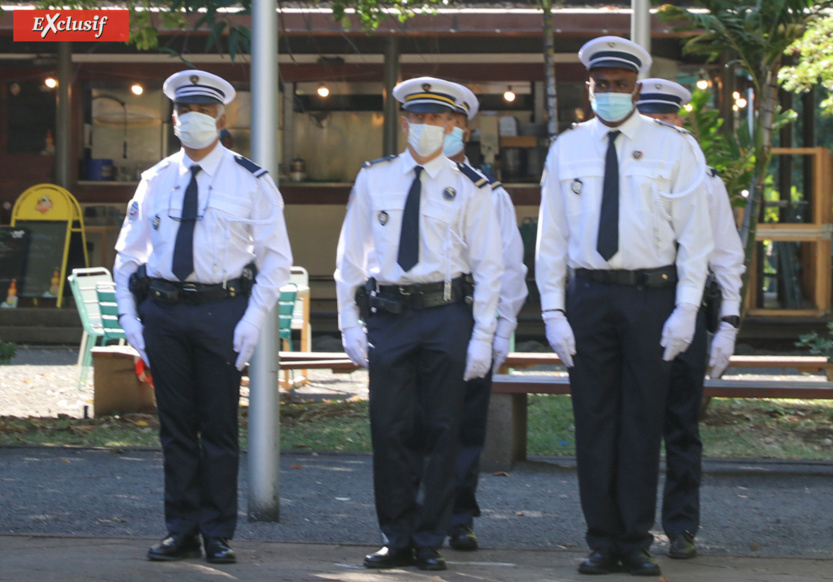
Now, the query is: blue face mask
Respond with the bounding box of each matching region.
[443,127,466,157]
[590,89,636,123]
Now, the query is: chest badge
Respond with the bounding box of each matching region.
[152,215,161,230]
[443,187,456,201]
[632,151,643,160]
[378,211,389,226]
[571,179,583,194]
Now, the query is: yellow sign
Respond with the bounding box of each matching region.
[11,184,88,308]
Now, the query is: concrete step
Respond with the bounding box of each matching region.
[0,307,83,345]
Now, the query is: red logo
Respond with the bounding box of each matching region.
[35,195,53,214]
[13,10,129,42]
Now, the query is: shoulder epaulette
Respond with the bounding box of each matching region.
[652,118,691,135]
[234,155,268,178]
[146,158,171,175]
[457,162,488,188]
[362,154,398,168]
[478,167,502,190]
[708,166,719,178]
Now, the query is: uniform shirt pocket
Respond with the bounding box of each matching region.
[370,192,408,248]
[622,159,673,213]
[558,159,603,218]
[208,189,252,218]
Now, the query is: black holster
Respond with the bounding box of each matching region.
[702,273,722,333]
[239,261,257,296]
[128,263,150,307]
[355,277,375,322]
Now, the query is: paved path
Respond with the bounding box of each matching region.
[2,448,833,580]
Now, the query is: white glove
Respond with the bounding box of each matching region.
[709,320,739,378]
[233,319,260,372]
[119,315,148,365]
[464,338,493,381]
[492,335,511,374]
[342,326,368,368]
[661,302,699,361]
[543,310,576,368]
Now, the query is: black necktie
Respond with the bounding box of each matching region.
[172,165,202,281]
[397,166,423,272]
[597,131,621,261]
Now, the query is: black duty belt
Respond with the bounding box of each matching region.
[149,277,245,306]
[574,266,677,287]
[371,274,473,314]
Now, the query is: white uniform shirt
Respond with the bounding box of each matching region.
[335,149,504,342]
[536,113,713,311]
[468,160,528,339]
[114,144,293,329]
[704,170,745,316]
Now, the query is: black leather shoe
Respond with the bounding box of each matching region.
[669,531,697,559]
[621,549,661,576]
[448,525,478,551]
[578,548,620,575]
[415,546,447,571]
[363,546,415,569]
[204,537,236,564]
[146,533,201,561]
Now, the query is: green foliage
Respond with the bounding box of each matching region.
[779,16,833,116]
[796,323,833,362]
[657,0,833,96]
[330,0,445,32]
[680,89,755,207]
[0,341,16,365]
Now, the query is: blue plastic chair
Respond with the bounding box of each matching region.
[66,267,112,388]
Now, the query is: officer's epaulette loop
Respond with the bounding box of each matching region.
[708,166,719,178]
[362,154,398,168]
[457,162,488,188]
[478,167,502,190]
[652,118,691,135]
[235,155,268,177]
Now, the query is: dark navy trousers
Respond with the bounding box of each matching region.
[140,294,247,540]
[366,302,473,550]
[566,275,675,555]
[450,371,493,529]
[662,309,708,538]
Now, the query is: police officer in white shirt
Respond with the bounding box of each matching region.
[536,37,713,576]
[335,76,503,571]
[637,78,745,560]
[443,81,528,551]
[114,70,293,565]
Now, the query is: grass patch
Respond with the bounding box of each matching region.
[3,395,833,460]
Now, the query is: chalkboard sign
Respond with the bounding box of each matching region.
[0,226,29,307]
[14,220,68,299]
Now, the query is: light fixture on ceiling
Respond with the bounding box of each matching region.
[317,83,330,98]
[503,85,516,103]
[44,77,57,89]
[131,83,144,96]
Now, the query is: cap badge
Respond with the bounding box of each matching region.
[378,211,389,225]
[608,41,615,47]
[633,151,643,160]
[654,83,662,90]
[190,75,200,85]
[152,215,161,230]
[571,179,583,194]
[422,83,432,92]
[443,187,456,200]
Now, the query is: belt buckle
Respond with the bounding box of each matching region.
[181,283,199,303]
[398,286,412,296]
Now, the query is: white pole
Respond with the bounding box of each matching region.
[631,0,651,77]
[248,0,281,522]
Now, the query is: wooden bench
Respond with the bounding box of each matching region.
[483,372,833,471]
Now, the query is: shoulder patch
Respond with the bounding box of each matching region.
[652,118,691,135]
[708,166,719,178]
[457,162,488,188]
[362,154,398,168]
[234,155,268,178]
